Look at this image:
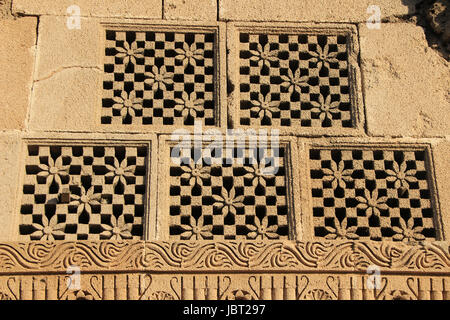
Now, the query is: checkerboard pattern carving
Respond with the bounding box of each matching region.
[309,147,437,241]
[19,145,148,240]
[102,29,216,126]
[168,146,290,240]
[239,32,352,128]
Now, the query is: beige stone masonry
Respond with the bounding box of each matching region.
[29,18,227,133]
[0,132,22,241]
[0,17,36,130]
[218,0,421,23]
[0,241,449,299]
[360,23,450,137]
[165,0,217,21]
[12,0,163,19]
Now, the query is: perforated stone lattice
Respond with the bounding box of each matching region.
[102,29,217,126]
[168,146,290,240]
[19,145,148,240]
[238,32,352,128]
[309,147,438,241]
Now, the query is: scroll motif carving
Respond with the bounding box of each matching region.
[0,241,449,273]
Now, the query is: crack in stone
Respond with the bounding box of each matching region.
[34,66,102,83]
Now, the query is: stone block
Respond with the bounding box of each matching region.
[359,23,450,137]
[0,17,37,130]
[165,0,217,21]
[219,0,421,23]
[0,132,22,240]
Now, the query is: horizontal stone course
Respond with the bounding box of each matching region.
[12,0,163,18]
[218,0,421,22]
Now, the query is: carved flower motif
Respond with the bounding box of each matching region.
[115,41,144,67]
[175,43,204,67]
[304,289,333,300]
[180,162,211,186]
[250,93,280,119]
[100,215,133,240]
[212,188,245,216]
[174,92,204,118]
[243,161,274,187]
[383,290,412,300]
[392,218,425,242]
[67,290,94,300]
[386,162,417,190]
[308,44,339,70]
[180,216,213,240]
[322,160,353,189]
[38,156,69,187]
[309,94,341,121]
[247,216,279,240]
[112,91,143,119]
[325,218,358,240]
[280,68,309,94]
[144,65,174,91]
[249,43,279,68]
[356,189,389,217]
[105,158,136,188]
[227,290,253,300]
[151,291,175,300]
[31,215,65,241]
[70,186,102,215]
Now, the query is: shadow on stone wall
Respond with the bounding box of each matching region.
[408,0,449,60]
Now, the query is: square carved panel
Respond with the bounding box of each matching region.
[158,137,300,240]
[101,23,226,131]
[228,23,364,136]
[18,140,153,241]
[307,144,441,241]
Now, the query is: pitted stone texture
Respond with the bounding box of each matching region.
[219,0,421,22]
[0,0,12,18]
[0,17,36,130]
[165,0,217,21]
[0,133,21,240]
[12,0,163,18]
[360,23,450,137]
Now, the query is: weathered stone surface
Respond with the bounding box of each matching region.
[0,133,21,241]
[0,17,36,130]
[165,0,217,20]
[433,138,450,240]
[29,67,100,131]
[219,0,421,22]
[12,0,163,18]
[360,23,450,137]
[0,0,12,19]
[34,16,101,81]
